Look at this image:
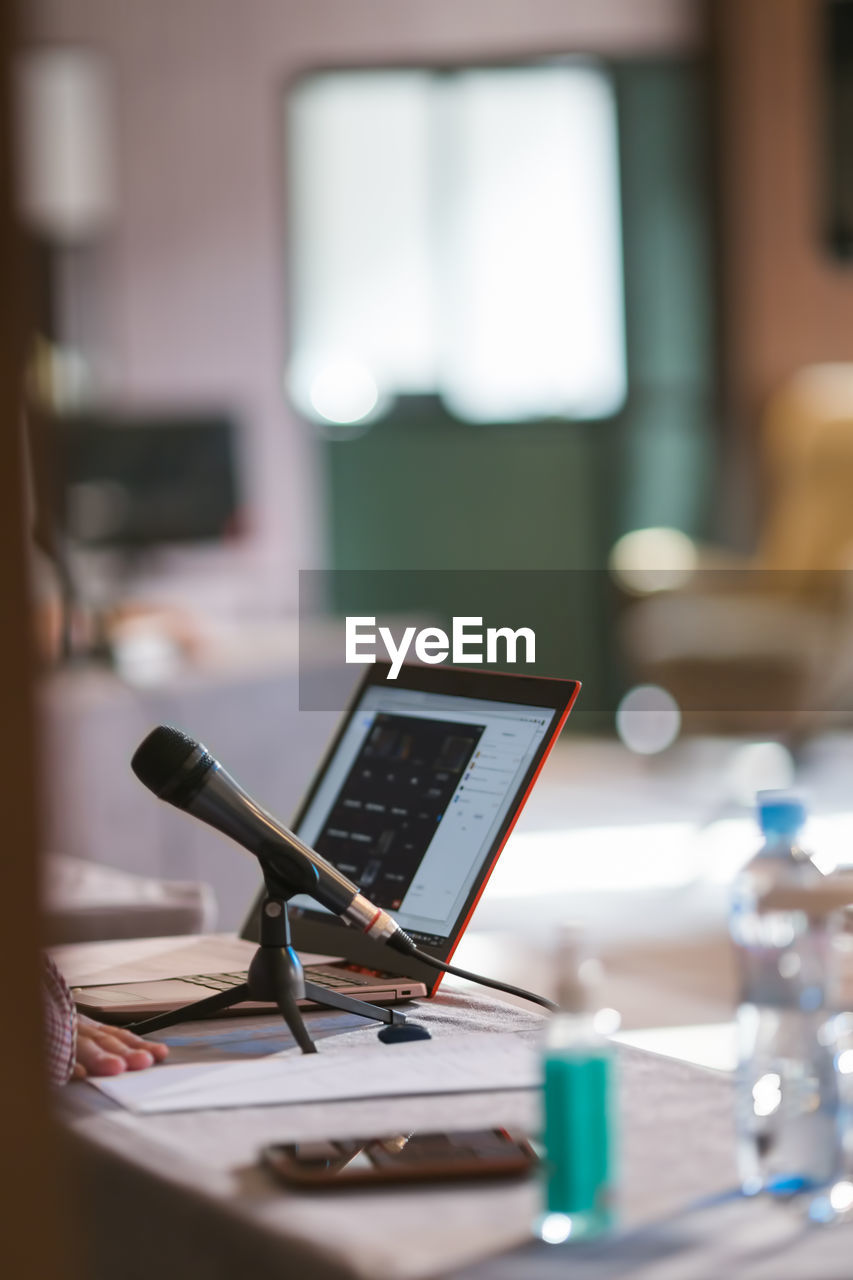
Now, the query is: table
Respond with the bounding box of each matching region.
[58,986,743,1280]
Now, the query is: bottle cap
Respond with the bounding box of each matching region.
[757,788,807,837]
[552,923,600,1014]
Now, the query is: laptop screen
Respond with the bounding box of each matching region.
[241,663,579,985]
[289,682,556,941]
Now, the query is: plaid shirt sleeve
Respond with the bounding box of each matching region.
[42,955,77,1086]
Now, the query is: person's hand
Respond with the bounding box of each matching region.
[72,1014,169,1079]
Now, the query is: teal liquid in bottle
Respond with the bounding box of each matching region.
[537,928,617,1244]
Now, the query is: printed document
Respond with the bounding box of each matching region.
[89,1032,539,1113]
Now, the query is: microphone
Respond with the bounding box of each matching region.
[131,726,415,954]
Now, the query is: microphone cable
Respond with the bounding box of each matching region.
[388,932,558,1014]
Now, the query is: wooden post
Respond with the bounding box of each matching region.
[0,7,78,1278]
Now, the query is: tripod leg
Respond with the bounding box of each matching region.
[272,966,317,1055]
[303,981,407,1025]
[126,983,251,1035]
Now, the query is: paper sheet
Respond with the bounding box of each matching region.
[89,1033,539,1113]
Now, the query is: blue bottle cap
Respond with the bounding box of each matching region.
[757,789,807,836]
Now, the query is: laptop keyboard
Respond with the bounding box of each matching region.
[179,965,382,993]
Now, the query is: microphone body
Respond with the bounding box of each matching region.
[131,727,408,948]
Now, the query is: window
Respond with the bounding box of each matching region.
[286,64,626,428]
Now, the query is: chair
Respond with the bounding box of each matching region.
[617,365,853,735]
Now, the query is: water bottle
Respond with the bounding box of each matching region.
[536,926,617,1244]
[730,790,842,1197]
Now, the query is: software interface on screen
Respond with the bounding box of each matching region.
[292,684,555,939]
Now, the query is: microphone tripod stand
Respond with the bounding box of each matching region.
[126,889,408,1053]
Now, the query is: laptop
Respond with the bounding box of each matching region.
[71,662,580,1021]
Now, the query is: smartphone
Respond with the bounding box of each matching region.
[262,1128,539,1189]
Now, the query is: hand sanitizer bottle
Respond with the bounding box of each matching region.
[730,790,842,1197]
[536,926,617,1245]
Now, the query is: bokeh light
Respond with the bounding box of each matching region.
[615,684,681,755]
[609,526,698,595]
[308,358,380,424]
[724,741,796,808]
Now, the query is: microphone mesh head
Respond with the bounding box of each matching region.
[131,725,201,796]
